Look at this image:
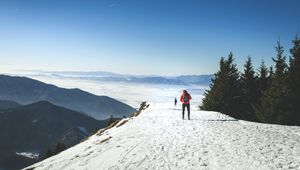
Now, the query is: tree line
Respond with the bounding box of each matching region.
[200,37,300,125]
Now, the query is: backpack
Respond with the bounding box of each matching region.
[183,95,189,102]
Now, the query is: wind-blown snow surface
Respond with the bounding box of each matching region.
[26,103,300,170]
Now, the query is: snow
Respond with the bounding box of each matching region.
[21,76,300,169]
[25,102,300,170]
[16,152,39,160]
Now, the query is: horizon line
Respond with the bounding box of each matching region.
[3,69,214,77]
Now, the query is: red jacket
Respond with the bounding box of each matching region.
[180,92,192,104]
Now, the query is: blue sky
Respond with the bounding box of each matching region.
[0,0,300,76]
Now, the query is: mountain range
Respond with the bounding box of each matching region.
[0,100,111,170]
[17,70,213,85]
[0,75,136,120]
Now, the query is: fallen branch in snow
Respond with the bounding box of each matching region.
[116,120,129,128]
[131,101,149,117]
[96,128,107,136]
[107,120,121,129]
[95,102,149,138]
[96,120,121,136]
[98,136,112,144]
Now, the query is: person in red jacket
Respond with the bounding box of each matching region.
[180,90,192,120]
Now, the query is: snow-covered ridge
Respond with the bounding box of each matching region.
[25,103,300,170]
[16,152,39,160]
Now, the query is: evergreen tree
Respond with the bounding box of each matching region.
[269,66,274,78]
[44,142,66,159]
[240,56,258,121]
[255,42,288,124]
[200,57,225,111]
[201,52,243,119]
[54,142,66,154]
[201,38,300,125]
[257,60,269,95]
[256,60,270,109]
[45,149,53,158]
[286,36,300,124]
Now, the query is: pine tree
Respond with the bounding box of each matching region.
[286,36,300,125]
[45,149,53,158]
[269,66,274,78]
[255,42,288,124]
[200,57,225,111]
[44,142,66,159]
[201,52,243,119]
[54,142,66,154]
[201,38,300,125]
[257,60,269,95]
[240,56,258,121]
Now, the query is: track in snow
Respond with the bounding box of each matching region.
[26,103,300,170]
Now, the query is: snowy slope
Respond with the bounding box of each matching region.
[25,102,300,170]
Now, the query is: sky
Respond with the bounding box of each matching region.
[0,0,300,76]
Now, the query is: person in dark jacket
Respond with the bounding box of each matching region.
[180,90,192,120]
[174,97,177,106]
